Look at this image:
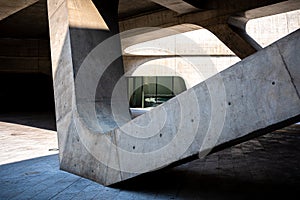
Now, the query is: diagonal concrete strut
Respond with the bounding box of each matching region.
[48,0,300,186]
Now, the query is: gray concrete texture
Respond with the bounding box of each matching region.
[48,0,300,186]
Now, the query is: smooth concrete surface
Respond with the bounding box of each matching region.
[150,0,199,14]
[0,113,300,199]
[48,0,300,185]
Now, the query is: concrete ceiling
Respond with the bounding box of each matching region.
[118,0,164,19]
[0,0,48,39]
[0,0,299,40]
[146,0,199,14]
[0,0,38,21]
[0,0,299,75]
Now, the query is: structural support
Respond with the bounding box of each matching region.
[120,24,201,51]
[150,0,199,14]
[118,0,299,59]
[48,0,130,185]
[228,16,262,50]
[49,0,300,184]
[203,23,259,59]
[241,0,300,19]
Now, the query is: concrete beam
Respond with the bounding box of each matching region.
[241,0,300,19]
[121,24,201,51]
[119,0,290,32]
[119,0,299,57]
[203,23,259,59]
[227,16,263,51]
[123,55,174,74]
[150,0,199,14]
[0,0,38,21]
[49,0,300,184]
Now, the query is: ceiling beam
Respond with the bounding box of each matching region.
[241,0,300,19]
[121,24,201,50]
[119,0,299,50]
[150,0,199,14]
[0,0,38,21]
[119,0,294,32]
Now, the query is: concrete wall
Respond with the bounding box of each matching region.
[247,9,300,47]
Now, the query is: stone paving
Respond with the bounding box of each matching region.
[0,113,300,200]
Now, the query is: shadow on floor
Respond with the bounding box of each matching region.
[0,112,56,131]
[1,118,300,199]
[113,165,299,200]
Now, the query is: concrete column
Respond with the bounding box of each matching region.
[48,0,130,185]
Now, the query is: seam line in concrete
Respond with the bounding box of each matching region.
[112,130,123,181]
[48,177,81,200]
[56,110,72,124]
[66,180,93,199]
[49,1,66,19]
[276,43,300,100]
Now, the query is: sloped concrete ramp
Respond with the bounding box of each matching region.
[48,1,300,185]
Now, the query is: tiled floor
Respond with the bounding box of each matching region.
[0,113,300,199]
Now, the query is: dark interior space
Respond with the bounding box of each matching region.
[0,0,54,114]
[0,73,55,112]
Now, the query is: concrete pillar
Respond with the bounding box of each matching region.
[48,0,130,185]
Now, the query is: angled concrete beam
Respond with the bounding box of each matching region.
[150,0,199,14]
[241,0,300,19]
[49,0,300,184]
[119,0,292,32]
[119,1,299,57]
[0,0,38,21]
[228,16,262,51]
[203,23,259,59]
